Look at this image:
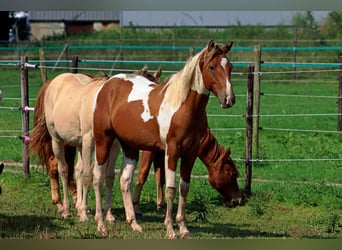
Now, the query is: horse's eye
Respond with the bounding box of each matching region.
[209,66,215,71]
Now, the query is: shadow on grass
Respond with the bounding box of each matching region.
[189,222,289,238]
[0,213,65,238]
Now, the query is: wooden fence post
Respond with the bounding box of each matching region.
[39,48,47,84]
[338,55,342,131]
[20,56,30,179]
[71,55,79,73]
[245,64,254,196]
[252,45,262,159]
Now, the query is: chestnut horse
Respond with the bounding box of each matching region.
[29,67,161,217]
[92,40,235,238]
[133,128,242,217]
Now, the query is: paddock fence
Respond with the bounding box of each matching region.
[0,44,342,193]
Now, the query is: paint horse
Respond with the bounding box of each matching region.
[92,40,235,238]
[29,67,161,217]
[133,127,242,217]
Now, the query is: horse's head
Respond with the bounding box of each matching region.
[200,39,235,108]
[208,147,243,207]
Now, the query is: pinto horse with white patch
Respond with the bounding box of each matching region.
[92,40,235,238]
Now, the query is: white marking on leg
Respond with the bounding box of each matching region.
[164,152,176,188]
[120,156,141,231]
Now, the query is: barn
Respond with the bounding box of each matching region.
[28,11,120,40]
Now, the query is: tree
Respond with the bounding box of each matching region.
[291,11,322,44]
[320,11,342,39]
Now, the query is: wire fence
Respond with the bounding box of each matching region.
[0,52,342,168]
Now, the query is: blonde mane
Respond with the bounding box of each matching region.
[162,47,206,109]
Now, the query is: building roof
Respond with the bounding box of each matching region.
[28,11,120,22]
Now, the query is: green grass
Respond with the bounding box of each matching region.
[0,167,341,239]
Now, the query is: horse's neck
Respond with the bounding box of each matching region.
[198,129,222,171]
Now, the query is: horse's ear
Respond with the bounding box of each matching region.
[141,66,148,74]
[223,41,233,53]
[207,39,215,52]
[225,147,231,156]
[154,67,162,81]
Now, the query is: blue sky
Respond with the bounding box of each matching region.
[121,11,329,27]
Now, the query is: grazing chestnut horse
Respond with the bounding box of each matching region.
[92,40,235,238]
[133,127,242,217]
[29,67,161,217]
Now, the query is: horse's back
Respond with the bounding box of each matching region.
[44,73,104,146]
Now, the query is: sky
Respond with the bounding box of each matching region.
[121,11,330,27]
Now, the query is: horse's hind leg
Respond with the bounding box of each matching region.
[65,144,77,205]
[75,153,83,217]
[103,139,121,224]
[133,150,156,217]
[119,149,142,233]
[153,152,166,213]
[52,140,71,218]
[47,156,63,213]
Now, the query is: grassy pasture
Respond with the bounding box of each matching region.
[0,45,341,238]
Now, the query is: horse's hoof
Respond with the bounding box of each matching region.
[166,230,176,239]
[130,220,143,233]
[61,213,72,219]
[180,231,191,239]
[105,214,116,224]
[97,225,108,236]
[55,203,64,213]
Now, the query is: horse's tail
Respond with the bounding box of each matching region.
[29,80,53,172]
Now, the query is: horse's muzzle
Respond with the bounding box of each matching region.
[220,95,235,108]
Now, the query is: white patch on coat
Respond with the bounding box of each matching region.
[226,79,232,96]
[157,101,177,143]
[221,57,228,69]
[115,74,156,122]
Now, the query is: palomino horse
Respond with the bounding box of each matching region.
[92,40,235,238]
[133,127,242,217]
[29,68,161,217]
[30,79,78,212]
[29,73,113,222]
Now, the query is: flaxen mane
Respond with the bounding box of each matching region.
[162,47,205,110]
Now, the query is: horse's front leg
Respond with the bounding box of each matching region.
[164,144,179,239]
[176,155,196,239]
[120,151,142,233]
[103,139,121,224]
[93,159,107,235]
